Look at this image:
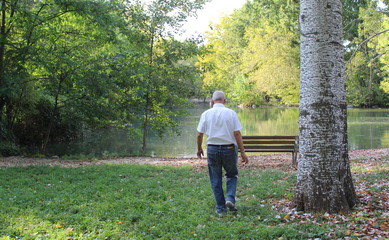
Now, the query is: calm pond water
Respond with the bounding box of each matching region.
[46,104,389,158]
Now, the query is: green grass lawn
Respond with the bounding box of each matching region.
[0,160,387,239]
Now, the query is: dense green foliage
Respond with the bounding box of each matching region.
[0,160,387,239]
[199,0,389,107]
[0,0,388,156]
[345,1,389,107]
[0,0,207,155]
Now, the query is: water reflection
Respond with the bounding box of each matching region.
[46,105,389,158]
[347,109,389,150]
[237,107,299,136]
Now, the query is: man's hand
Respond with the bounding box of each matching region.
[197,148,204,159]
[241,152,249,165]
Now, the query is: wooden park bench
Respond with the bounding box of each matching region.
[240,135,299,166]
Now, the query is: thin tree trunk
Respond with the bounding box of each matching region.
[141,29,155,153]
[0,0,7,138]
[369,64,373,106]
[141,110,148,153]
[0,0,18,141]
[295,0,358,213]
[41,75,63,153]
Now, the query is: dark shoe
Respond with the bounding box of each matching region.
[226,201,237,212]
[215,208,226,215]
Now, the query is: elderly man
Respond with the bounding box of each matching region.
[197,90,248,214]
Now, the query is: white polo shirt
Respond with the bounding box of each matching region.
[197,103,242,145]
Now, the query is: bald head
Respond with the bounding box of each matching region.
[212,91,226,101]
[211,91,226,104]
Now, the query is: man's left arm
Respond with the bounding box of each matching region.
[234,130,249,164]
[197,132,204,159]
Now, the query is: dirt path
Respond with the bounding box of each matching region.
[0,148,387,170]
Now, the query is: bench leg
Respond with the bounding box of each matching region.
[292,152,297,166]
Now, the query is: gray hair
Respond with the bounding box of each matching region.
[212,91,226,101]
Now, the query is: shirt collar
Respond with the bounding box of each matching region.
[213,103,225,108]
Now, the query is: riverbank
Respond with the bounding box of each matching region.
[1,148,387,168]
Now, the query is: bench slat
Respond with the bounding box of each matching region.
[243,140,296,145]
[241,135,299,166]
[242,135,297,139]
[244,149,295,152]
[245,145,295,150]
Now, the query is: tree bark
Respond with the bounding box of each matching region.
[295,0,358,213]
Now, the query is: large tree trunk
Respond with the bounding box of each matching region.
[295,0,358,213]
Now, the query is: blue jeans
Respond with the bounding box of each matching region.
[207,144,238,213]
